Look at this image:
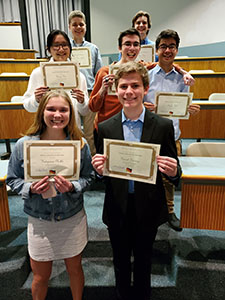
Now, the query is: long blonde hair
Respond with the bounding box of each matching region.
[26,90,84,148]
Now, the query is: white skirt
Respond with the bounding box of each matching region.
[27,208,88,261]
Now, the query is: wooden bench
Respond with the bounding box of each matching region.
[0,48,38,59]
[190,72,225,100]
[0,58,47,75]
[175,56,225,72]
[0,102,35,139]
[0,160,10,232]
[0,75,29,102]
[180,101,225,139]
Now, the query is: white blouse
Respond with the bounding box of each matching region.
[23,58,90,129]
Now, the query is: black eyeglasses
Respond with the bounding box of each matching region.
[122,42,140,48]
[52,44,70,50]
[158,44,177,51]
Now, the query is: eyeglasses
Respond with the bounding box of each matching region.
[158,44,177,51]
[52,44,70,50]
[122,42,140,48]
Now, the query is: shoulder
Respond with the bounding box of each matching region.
[145,109,173,128]
[30,66,42,77]
[99,111,121,130]
[84,41,100,51]
[97,66,109,76]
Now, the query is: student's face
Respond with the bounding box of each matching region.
[49,34,70,61]
[157,37,178,65]
[119,35,141,63]
[69,17,86,40]
[134,16,149,39]
[43,96,70,130]
[116,72,149,111]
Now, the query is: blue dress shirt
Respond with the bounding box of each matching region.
[122,107,145,193]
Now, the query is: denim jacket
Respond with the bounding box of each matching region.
[6,135,94,221]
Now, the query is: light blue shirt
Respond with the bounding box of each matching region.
[144,64,189,140]
[122,107,145,193]
[71,39,103,90]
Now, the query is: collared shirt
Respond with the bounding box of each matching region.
[71,39,103,90]
[122,107,145,193]
[144,64,189,141]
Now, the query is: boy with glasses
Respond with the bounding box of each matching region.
[144,29,200,231]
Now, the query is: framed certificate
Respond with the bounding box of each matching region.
[71,47,92,69]
[24,140,81,182]
[155,92,193,119]
[41,61,80,89]
[136,44,155,62]
[108,64,119,96]
[103,139,160,184]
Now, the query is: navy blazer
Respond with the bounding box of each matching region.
[97,109,182,231]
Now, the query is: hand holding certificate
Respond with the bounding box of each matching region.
[155,91,193,119]
[102,139,160,184]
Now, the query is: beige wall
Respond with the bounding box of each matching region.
[90,0,225,55]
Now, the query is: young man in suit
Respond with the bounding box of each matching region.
[92,61,181,300]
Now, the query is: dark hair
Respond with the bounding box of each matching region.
[45,29,72,57]
[155,29,180,50]
[132,10,151,35]
[118,28,141,48]
[115,61,149,90]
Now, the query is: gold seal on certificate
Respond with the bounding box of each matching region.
[24,140,81,182]
[108,64,120,96]
[155,91,193,119]
[136,44,155,62]
[103,139,160,184]
[71,47,92,69]
[41,61,80,89]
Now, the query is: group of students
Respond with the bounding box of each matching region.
[7,9,200,300]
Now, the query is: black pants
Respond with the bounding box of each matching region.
[108,194,158,300]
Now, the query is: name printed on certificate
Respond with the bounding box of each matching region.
[24,140,81,182]
[71,47,92,69]
[103,139,160,184]
[41,61,80,89]
[155,91,193,119]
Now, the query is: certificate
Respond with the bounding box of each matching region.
[41,61,80,89]
[155,91,193,119]
[103,139,160,184]
[71,47,92,69]
[108,64,119,95]
[136,44,155,62]
[24,140,80,182]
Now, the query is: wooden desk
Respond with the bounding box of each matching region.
[0,75,29,102]
[0,102,35,139]
[0,160,10,232]
[180,101,225,139]
[175,56,225,72]
[0,58,47,75]
[180,156,225,230]
[0,48,38,59]
[190,72,225,100]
